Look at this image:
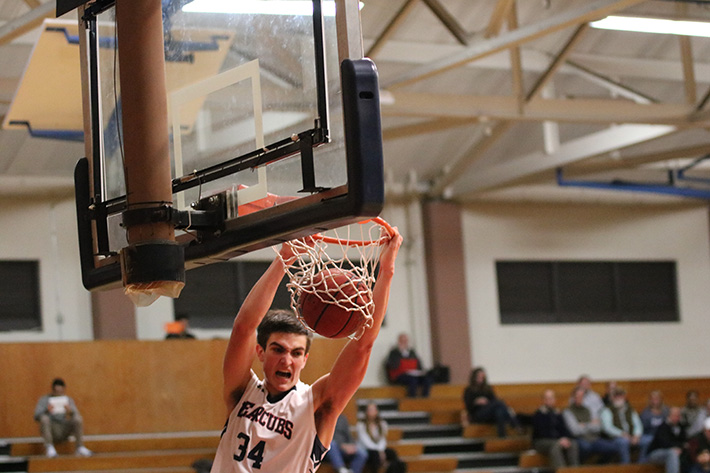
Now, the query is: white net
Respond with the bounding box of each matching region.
[277,218,392,340]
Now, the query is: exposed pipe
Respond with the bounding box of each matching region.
[556,167,710,200]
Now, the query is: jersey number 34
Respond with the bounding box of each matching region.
[233,432,266,469]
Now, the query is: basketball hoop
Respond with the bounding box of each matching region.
[278,217,394,340]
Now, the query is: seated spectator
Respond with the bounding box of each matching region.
[563,386,622,463]
[600,387,644,464]
[325,414,368,473]
[688,397,710,438]
[385,333,431,398]
[33,378,92,458]
[687,418,710,468]
[644,406,685,473]
[640,390,670,462]
[463,367,520,438]
[602,381,618,406]
[356,402,407,473]
[573,375,606,420]
[683,391,703,430]
[532,389,580,469]
[690,448,710,473]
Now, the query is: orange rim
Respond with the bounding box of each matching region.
[311,217,394,246]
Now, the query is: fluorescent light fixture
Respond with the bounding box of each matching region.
[590,15,710,38]
[182,0,364,16]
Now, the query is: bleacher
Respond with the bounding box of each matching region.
[0,340,705,473]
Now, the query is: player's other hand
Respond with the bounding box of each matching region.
[379,226,402,272]
[279,235,317,264]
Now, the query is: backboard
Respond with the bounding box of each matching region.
[69,0,384,290]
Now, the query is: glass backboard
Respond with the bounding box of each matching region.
[70,0,383,290]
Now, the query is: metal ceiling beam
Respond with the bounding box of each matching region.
[564,143,710,177]
[382,92,697,125]
[421,0,469,45]
[368,40,710,85]
[696,86,710,113]
[382,117,476,140]
[426,19,656,198]
[457,124,677,194]
[563,59,656,104]
[427,23,590,197]
[0,2,55,47]
[365,0,418,58]
[428,121,513,197]
[381,0,645,89]
[0,175,74,197]
[526,25,588,101]
[507,5,524,114]
[485,0,516,38]
[373,40,663,104]
[679,36,696,106]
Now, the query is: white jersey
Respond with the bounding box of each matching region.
[211,371,328,473]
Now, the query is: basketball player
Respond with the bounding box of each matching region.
[210,227,403,473]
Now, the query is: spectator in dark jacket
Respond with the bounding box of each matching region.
[687,418,710,469]
[690,448,710,473]
[532,389,580,469]
[385,333,431,398]
[645,407,685,473]
[463,367,520,438]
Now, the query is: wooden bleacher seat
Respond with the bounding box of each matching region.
[484,436,531,453]
[9,432,219,473]
[27,449,215,473]
[518,450,549,468]
[10,433,220,457]
[558,465,664,473]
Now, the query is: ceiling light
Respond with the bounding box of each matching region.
[182,0,364,16]
[590,15,710,38]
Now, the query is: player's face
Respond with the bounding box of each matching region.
[257,332,309,395]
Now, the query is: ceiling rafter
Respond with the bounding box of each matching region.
[382,117,476,141]
[679,36,697,106]
[426,22,606,197]
[507,4,524,114]
[527,25,588,102]
[420,0,469,46]
[429,121,515,197]
[485,0,516,38]
[369,40,710,85]
[381,0,646,89]
[563,59,657,104]
[365,0,418,58]
[696,87,710,113]
[383,93,698,125]
[458,124,677,195]
[0,1,55,46]
[564,143,710,178]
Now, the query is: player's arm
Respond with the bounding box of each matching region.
[222,246,293,413]
[312,227,403,441]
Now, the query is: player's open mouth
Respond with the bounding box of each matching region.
[276,371,291,379]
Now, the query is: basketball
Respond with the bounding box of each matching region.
[298,268,371,338]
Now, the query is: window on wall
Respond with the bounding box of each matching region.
[0,261,42,331]
[173,262,291,329]
[496,261,679,324]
